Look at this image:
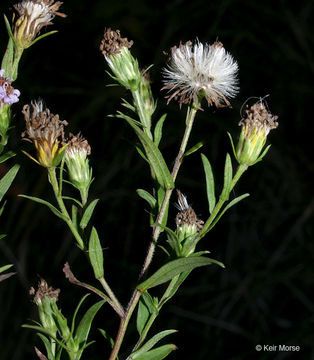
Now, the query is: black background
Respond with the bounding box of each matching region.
[0,0,313,359]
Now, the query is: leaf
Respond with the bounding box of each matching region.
[0,164,20,202]
[220,153,232,200]
[153,114,167,147]
[0,151,16,163]
[201,154,216,214]
[131,330,177,359]
[208,193,250,232]
[137,298,150,335]
[137,189,156,209]
[88,227,104,279]
[0,264,13,273]
[62,196,83,208]
[0,272,16,282]
[37,334,54,360]
[19,195,67,221]
[0,201,6,217]
[119,113,174,189]
[227,132,238,160]
[71,294,90,335]
[80,199,99,229]
[29,30,58,47]
[98,328,115,348]
[255,144,271,164]
[137,256,224,292]
[184,141,204,157]
[164,227,181,256]
[141,291,158,315]
[74,300,105,360]
[131,344,177,360]
[34,346,49,360]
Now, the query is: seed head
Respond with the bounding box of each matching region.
[29,278,60,304]
[22,100,68,167]
[162,40,239,108]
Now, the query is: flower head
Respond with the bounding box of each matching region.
[22,100,68,167]
[13,0,66,48]
[162,40,239,108]
[235,100,278,166]
[0,69,21,106]
[65,133,92,203]
[100,28,141,90]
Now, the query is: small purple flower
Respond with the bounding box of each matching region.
[0,69,20,106]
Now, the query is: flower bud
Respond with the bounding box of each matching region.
[236,101,278,166]
[65,133,92,203]
[139,72,156,119]
[100,28,141,90]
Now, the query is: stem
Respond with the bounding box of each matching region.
[98,277,124,317]
[108,103,198,360]
[132,88,152,139]
[48,167,85,250]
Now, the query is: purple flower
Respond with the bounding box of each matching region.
[0,69,20,106]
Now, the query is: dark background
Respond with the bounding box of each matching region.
[1,0,313,359]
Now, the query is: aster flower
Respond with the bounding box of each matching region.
[162,40,239,108]
[0,69,21,106]
[100,28,141,90]
[65,133,92,204]
[22,100,68,167]
[13,0,66,49]
[235,100,279,166]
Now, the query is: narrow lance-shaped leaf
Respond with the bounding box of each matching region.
[88,227,104,279]
[0,151,16,163]
[74,300,105,360]
[137,189,156,209]
[0,164,20,202]
[130,344,177,360]
[201,153,216,213]
[80,199,99,229]
[137,256,224,292]
[137,298,150,335]
[184,141,204,157]
[153,114,167,147]
[131,330,177,359]
[19,194,67,221]
[220,153,232,200]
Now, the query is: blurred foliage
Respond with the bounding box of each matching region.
[0,0,313,359]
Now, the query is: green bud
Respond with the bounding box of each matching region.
[100,28,141,90]
[236,102,278,166]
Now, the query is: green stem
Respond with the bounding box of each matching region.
[108,103,198,360]
[132,88,152,139]
[98,277,124,317]
[48,167,85,250]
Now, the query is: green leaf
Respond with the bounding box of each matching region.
[74,300,105,360]
[88,227,104,279]
[137,256,224,291]
[131,344,177,360]
[255,144,271,164]
[71,294,89,335]
[164,227,181,257]
[153,114,167,147]
[208,193,250,232]
[37,333,54,360]
[0,201,6,217]
[142,291,158,314]
[135,143,149,163]
[98,328,115,348]
[0,151,16,163]
[29,30,58,47]
[220,153,232,200]
[0,164,19,202]
[19,194,67,221]
[137,298,150,335]
[131,330,177,359]
[62,196,83,208]
[137,189,156,209]
[227,132,238,160]
[0,264,13,274]
[80,199,99,229]
[120,113,174,189]
[201,154,216,214]
[184,141,204,157]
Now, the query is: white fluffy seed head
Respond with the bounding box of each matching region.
[162,40,239,108]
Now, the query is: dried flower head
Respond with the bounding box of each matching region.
[0,69,20,105]
[13,0,66,48]
[29,278,60,304]
[175,190,204,232]
[235,100,278,166]
[162,40,239,108]
[100,28,141,90]
[65,133,92,202]
[22,100,68,167]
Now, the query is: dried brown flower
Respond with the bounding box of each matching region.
[100,28,133,57]
[29,278,60,303]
